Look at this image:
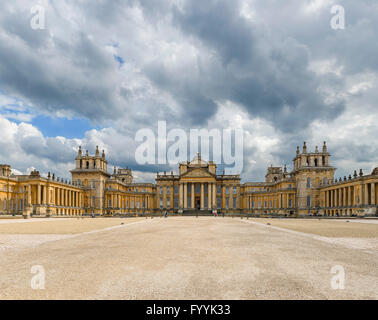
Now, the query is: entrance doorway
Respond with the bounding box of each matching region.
[195,197,200,210]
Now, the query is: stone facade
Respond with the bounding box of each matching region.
[0,142,377,217]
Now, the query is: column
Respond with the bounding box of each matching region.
[342,188,346,207]
[179,183,183,208]
[42,185,46,205]
[200,183,204,209]
[213,183,216,208]
[326,190,329,207]
[191,183,195,209]
[37,184,41,205]
[371,183,376,205]
[353,185,357,206]
[348,187,352,206]
[208,183,212,209]
[365,184,369,205]
[359,184,363,205]
[330,189,333,207]
[27,184,32,206]
[184,183,188,209]
[46,185,50,207]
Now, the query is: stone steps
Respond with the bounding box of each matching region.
[182,210,213,216]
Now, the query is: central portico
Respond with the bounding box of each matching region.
[156,153,241,212]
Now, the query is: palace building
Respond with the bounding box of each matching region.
[0,142,377,217]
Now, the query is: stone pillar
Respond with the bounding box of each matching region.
[184,183,188,209]
[325,190,329,207]
[37,184,41,205]
[27,184,32,206]
[372,183,376,205]
[179,183,183,208]
[191,183,195,209]
[213,183,216,208]
[365,184,369,205]
[200,183,204,209]
[348,187,352,206]
[330,189,333,207]
[359,184,364,205]
[46,185,50,206]
[342,188,346,207]
[208,183,212,209]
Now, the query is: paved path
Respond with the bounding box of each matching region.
[0,217,377,299]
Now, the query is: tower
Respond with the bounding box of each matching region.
[70,146,110,215]
[292,142,335,215]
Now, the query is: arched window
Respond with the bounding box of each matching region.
[307,178,311,188]
[314,158,318,167]
[86,161,89,169]
[323,177,328,185]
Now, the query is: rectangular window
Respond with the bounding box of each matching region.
[217,186,221,194]
[217,198,221,209]
[174,197,178,208]
[174,186,178,194]
[167,197,170,207]
[226,198,229,209]
[167,187,170,194]
[160,198,163,209]
[251,201,255,208]
[160,187,163,194]
[226,187,229,194]
[233,198,236,209]
[289,199,293,208]
[233,187,237,194]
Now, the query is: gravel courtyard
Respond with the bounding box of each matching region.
[0,217,377,300]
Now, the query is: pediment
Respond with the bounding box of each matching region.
[181,168,214,178]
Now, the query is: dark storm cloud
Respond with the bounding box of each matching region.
[144,0,346,131]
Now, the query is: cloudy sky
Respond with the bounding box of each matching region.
[0,0,377,182]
